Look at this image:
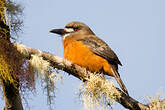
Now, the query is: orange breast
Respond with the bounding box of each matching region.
[63,39,114,76]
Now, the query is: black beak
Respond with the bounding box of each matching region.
[50,29,67,35]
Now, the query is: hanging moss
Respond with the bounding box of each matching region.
[0,39,35,91]
[0,0,24,39]
[6,0,24,38]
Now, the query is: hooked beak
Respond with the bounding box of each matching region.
[50,29,68,36]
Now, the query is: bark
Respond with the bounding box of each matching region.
[14,43,165,110]
[3,82,23,110]
[0,1,23,109]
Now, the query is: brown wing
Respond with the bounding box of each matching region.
[78,35,129,94]
[78,35,122,66]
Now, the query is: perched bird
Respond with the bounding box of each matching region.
[50,21,128,95]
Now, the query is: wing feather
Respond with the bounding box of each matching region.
[78,35,122,66]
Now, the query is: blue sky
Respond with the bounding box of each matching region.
[1,0,165,110]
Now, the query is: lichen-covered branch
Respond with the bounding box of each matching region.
[14,43,165,110]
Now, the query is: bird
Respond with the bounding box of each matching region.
[50,21,128,95]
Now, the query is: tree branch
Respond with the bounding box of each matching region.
[14,43,165,110]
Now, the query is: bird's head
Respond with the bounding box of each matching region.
[50,21,95,39]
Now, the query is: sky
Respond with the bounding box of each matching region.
[1,0,165,110]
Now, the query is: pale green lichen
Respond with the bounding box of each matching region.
[29,54,50,77]
[79,73,121,110]
[146,92,165,110]
[29,54,63,108]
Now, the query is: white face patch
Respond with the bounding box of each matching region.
[63,28,74,40]
[63,33,71,40]
[64,28,74,32]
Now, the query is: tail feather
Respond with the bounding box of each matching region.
[111,67,129,95]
